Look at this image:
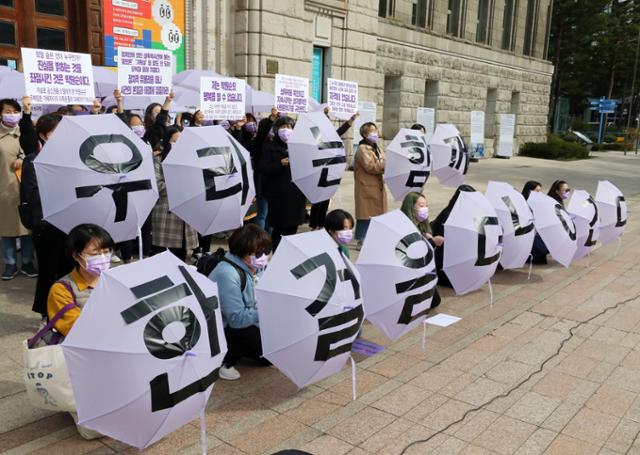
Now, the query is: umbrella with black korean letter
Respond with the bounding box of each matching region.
[595,180,627,246]
[288,111,346,204]
[429,124,469,187]
[61,251,227,449]
[443,190,503,295]
[527,192,577,267]
[384,128,431,201]
[33,114,158,242]
[356,210,437,340]
[255,230,364,389]
[161,125,255,235]
[485,181,535,270]
[566,189,599,261]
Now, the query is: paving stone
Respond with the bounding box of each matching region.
[471,415,537,455]
[506,391,560,425]
[562,407,620,446]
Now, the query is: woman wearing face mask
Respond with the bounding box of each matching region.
[143,92,174,150]
[0,98,37,280]
[208,224,272,380]
[354,122,387,246]
[548,180,571,206]
[151,126,198,261]
[324,209,355,259]
[192,110,205,127]
[18,99,69,317]
[259,116,306,250]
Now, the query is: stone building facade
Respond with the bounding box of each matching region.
[184,0,554,154]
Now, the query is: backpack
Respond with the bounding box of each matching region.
[196,248,247,292]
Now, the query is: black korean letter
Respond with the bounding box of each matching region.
[314,305,364,361]
[291,253,337,317]
[198,146,242,200]
[554,204,577,241]
[616,196,627,227]
[501,195,534,236]
[474,217,502,266]
[585,196,598,247]
[402,134,430,188]
[310,127,346,188]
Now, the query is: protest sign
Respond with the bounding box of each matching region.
[275,74,308,114]
[416,107,435,138]
[117,47,173,97]
[470,111,485,159]
[200,77,246,120]
[327,78,358,120]
[22,48,95,105]
[497,114,516,158]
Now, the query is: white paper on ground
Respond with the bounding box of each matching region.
[424,313,461,327]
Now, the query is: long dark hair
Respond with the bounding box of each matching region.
[548,180,567,204]
[521,180,541,200]
[160,125,181,161]
[431,184,476,228]
[144,103,162,129]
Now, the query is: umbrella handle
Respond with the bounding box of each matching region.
[138,225,143,262]
[200,409,207,455]
[350,355,357,401]
[614,237,622,257]
[422,320,427,352]
[488,279,494,308]
[527,254,533,281]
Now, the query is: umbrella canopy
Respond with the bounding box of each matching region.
[101,94,167,111]
[172,69,221,91]
[33,114,158,242]
[527,192,577,267]
[62,251,227,449]
[245,85,275,113]
[288,111,346,204]
[92,66,118,98]
[443,190,503,294]
[0,69,25,99]
[255,230,364,388]
[357,210,437,340]
[429,124,469,187]
[384,128,431,201]
[172,84,200,109]
[162,125,255,235]
[485,181,535,269]
[595,180,627,245]
[566,189,599,261]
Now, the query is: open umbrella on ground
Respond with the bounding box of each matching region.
[485,181,535,270]
[443,190,503,295]
[288,111,346,204]
[162,125,254,235]
[33,114,158,242]
[0,69,25,99]
[255,230,364,390]
[92,66,117,98]
[62,251,227,449]
[429,124,469,187]
[357,210,437,340]
[566,189,599,261]
[595,180,627,246]
[527,191,577,267]
[384,128,431,201]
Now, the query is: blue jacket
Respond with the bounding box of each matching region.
[208,253,259,329]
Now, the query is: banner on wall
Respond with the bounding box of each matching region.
[104,0,186,72]
[470,111,485,159]
[497,114,516,158]
[416,107,435,139]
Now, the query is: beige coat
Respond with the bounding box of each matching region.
[354,142,387,220]
[0,124,28,237]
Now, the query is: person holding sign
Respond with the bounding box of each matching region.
[354,122,387,246]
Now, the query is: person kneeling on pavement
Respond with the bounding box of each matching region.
[208,224,272,380]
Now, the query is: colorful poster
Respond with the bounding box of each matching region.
[497,113,516,158]
[416,107,435,139]
[327,78,358,121]
[104,0,185,72]
[275,74,309,114]
[21,48,95,105]
[200,77,246,121]
[470,110,485,159]
[117,47,173,97]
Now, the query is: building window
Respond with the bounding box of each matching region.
[501,0,518,51]
[0,0,13,7]
[447,0,466,37]
[37,27,66,51]
[0,20,15,46]
[378,0,395,18]
[311,46,325,102]
[476,0,494,44]
[383,75,401,139]
[485,88,497,138]
[543,1,552,59]
[523,0,539,56]
[35,0,65,16]
[412,0,433,28]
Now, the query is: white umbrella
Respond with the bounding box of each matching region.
[485,181,535,270]
[245,85,275,113]
[92,66,118,98]
[0,69,25,99]
[162,125,254,235]
[62,252,227,449]
[384,128,431,201]
[33,114,158,242]
[288,111,346,204]
[255,230,364,389]
[429,124,469,187]
[527,192,577,267]
[357,210,437,340]
[172,85,200,109]
[172,69,220,91]
[595,180,627,245]
[443,190,503,294]
[101,94,169,111]
[566,190,599,261]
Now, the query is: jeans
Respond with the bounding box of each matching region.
[2,235,34,265]
[355,219,371,241]
[255,196,269,231]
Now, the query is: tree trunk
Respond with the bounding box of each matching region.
[607,65,616,99]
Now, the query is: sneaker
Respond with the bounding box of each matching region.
[20,262,38,278]
[110,254,122,264]
[218,365,241,381]
[1,264,18,281]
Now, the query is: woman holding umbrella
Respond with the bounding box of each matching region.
[354,122,386,246]
[521,180,548,264]
[259,116,306,250]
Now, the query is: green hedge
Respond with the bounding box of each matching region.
[519,134,590,160]
[591,143,633,151]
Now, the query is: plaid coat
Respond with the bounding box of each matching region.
[152,156,198,251]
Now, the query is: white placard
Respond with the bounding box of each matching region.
[416,107,436,138]
[327,78,358,121]
[497,113,516,157]
[424,313,461,327]
[470,110,485,159]
[22,48,95,105]
[275,74,308,114]
[117,47,173,97]
[353,101,377,140]
[200,77,246,121]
